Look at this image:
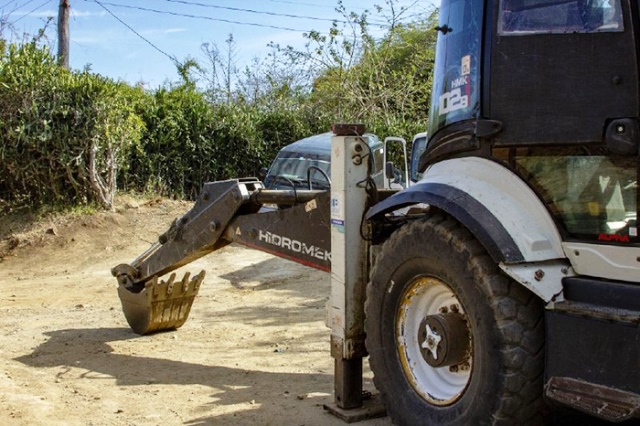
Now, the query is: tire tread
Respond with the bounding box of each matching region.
[366,213,545,425]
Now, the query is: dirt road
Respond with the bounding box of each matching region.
[0,198,390,426]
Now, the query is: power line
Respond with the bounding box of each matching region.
[87,0,401,32]
[92,0,178,64]
[88,1,326,34]
[0,1,16,10]
[260,0,375,13]
[160,0,405,28]
[260,0,343,9]
[161,0,348,24]
[11,0,53,24]
[8,0,38,15]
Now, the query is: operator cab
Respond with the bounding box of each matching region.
[425,0,639,246]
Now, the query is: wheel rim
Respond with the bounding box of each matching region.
[396,276,472,406]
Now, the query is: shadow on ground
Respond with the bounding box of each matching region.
[16,327,340,425]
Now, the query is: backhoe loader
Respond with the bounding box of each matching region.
[112,0,640,423]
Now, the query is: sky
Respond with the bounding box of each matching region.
[0,0,435,88]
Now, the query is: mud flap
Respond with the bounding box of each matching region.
[117,271,205,335]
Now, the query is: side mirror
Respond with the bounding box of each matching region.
[259,167,268,180]
[385,161,395,180]
[383,136,409,189]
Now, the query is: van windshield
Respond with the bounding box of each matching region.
[266,156,331,189]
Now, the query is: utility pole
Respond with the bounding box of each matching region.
[57,0,70,69]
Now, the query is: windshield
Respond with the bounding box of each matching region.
[499,0,624,34]
[428,0,483,136]
[495,147,638,244]
[266,156,331,189]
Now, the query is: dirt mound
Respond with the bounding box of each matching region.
[0,196,189,261]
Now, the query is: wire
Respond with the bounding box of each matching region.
[87,0,398,32]
[261,0,373,12]
[92,0,178,64]
[89,1,323,33]
[10,0,52,24]
[7,0,37,15]
[161,0,349,25]
[0,1,16,10]
[260,0,347,9]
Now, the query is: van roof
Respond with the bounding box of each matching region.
[279,132,382,157]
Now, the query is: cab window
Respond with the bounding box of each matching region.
[499,0,624,34]
[494,147,637,244]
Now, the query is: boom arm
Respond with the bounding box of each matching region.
[112,177,329,334]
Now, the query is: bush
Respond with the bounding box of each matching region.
[124,86,322,199]
[0,42,144,210]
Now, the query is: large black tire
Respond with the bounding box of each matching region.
[366,214,545,425]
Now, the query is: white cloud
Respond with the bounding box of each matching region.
[12,9,57,18]
[71,10,108,18]
[9,9,107,18]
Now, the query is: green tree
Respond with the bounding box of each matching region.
[277,0,438,138]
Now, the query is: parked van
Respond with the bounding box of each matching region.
[263,132,384,190]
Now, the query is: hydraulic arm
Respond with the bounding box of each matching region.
[112,177,330,335]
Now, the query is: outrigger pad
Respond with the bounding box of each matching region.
[117,271,205,335]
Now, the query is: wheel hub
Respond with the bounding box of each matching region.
[419,312,470,367]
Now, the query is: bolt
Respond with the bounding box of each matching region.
[353,155,363,165]
[459,362,470,372]
[534,269,545,281]
[354,143,363,152]
[574,250,580,256]
[449,365,459,373]
[439,306,449,314]
[450,304,459,313]
[209,221,219,232]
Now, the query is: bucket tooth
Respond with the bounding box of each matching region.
[117,270,205,335]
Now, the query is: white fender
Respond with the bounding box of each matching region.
[423,157,564,261]
[424,157,571,302]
